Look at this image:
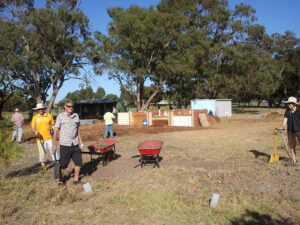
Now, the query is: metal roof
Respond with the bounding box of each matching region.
[74,98,119,104]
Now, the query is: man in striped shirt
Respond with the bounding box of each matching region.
[52,99,84,186]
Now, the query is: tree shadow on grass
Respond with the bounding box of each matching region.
[230,209,295,225]
[5,162,46,178]
[22,136,36,143]
[64,153,122,182]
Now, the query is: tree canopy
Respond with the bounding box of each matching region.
[0,0,102,113]
[0,0,299,117]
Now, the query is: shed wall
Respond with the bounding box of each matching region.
[215,100,232,117]
[173,116,192,127]
[191,100,216,115]
[117,113,130,125]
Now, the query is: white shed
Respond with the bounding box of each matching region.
[191,99,232,117]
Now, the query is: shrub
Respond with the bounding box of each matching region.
[0,119,23,165]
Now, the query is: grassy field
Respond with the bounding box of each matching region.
[0,108,299,225]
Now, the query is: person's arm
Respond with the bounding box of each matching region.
[281,117,288,128]
[52,127,59,147]
[78,127,82,143]
[52,114,61,146]
[21,115,24,125]
[78,126,84,148]
[31,118,38,134]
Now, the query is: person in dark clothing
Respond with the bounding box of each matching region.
[281,96,300,163]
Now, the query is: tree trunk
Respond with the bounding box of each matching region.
[34,95,43,105]
[141,79,166,111]
[0,104,3,120]
[136,80,144,112]
[46,87,60,113]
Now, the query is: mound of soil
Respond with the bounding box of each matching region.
[207,115,220,127]
[19,121,206,143]
[264,111,282,119]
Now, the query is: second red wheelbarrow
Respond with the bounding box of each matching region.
[135,140,163,168]
[84,139,116,166]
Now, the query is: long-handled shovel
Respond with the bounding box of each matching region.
[53,154,60,179]
[36,139,47,171]
[277,128,294,164]
[50,128,60,179]
[270,129,280,163]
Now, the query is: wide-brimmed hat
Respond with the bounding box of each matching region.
[284,96,298,105]
[34,103,47,110]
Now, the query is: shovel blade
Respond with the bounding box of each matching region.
[269,154,279,163]
[54,162,60,179]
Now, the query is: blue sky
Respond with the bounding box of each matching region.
[47,0,300,103]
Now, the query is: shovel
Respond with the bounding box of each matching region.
[270,128,280,163]
[277,128,294,164]
[36,139,47,171]
[49,128,59,178]
[53,154,60,179]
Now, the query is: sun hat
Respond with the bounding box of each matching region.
[284,96,298,105]
[34,103,47,110]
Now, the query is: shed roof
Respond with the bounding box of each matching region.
[74,98,119,104]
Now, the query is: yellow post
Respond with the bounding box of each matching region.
[37,139,47,171]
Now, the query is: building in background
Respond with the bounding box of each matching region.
[74,98,119,119]
[191,99,232,117]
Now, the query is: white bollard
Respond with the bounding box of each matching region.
[209,193,219,207]
[83,182,93,194]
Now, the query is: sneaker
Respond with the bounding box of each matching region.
[73,180,84,185]
[58,182,65,187]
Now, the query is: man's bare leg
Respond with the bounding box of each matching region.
[291,148,296,162]
[74,166,81,182]
[59,169,64,183]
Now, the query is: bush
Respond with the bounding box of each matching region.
[0,119,23,165]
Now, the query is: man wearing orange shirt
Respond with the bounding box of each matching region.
[31,103,58,165]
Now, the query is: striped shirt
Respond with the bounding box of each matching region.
[55,112,80,146]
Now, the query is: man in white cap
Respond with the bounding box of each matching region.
[11,108,24,143]
[281,96,300,163]
[52,99,84,186]
[31,103,58,166]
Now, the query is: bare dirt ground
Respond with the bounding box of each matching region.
[21,117,219,143]
[1,109,300,225]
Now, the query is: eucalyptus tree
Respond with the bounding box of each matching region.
[104,5,188,111]
[1,0,101,112]
[272,31,300,97]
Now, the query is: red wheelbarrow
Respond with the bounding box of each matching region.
[83,139,116,166]
[134,140,163,168]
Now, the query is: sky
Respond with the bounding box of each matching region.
[44,0,300,103]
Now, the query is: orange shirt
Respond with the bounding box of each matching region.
[31,113,54,141]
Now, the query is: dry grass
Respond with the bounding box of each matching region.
[1,108,300,225]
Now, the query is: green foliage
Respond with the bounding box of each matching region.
[105,94,118,99]
[94,87,106,99]
[3,90,35,112]
[62,86,111,102]
[1,0,101,112]
[0,119,23,166]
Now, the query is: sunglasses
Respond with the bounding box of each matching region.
[66,105,74,108]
